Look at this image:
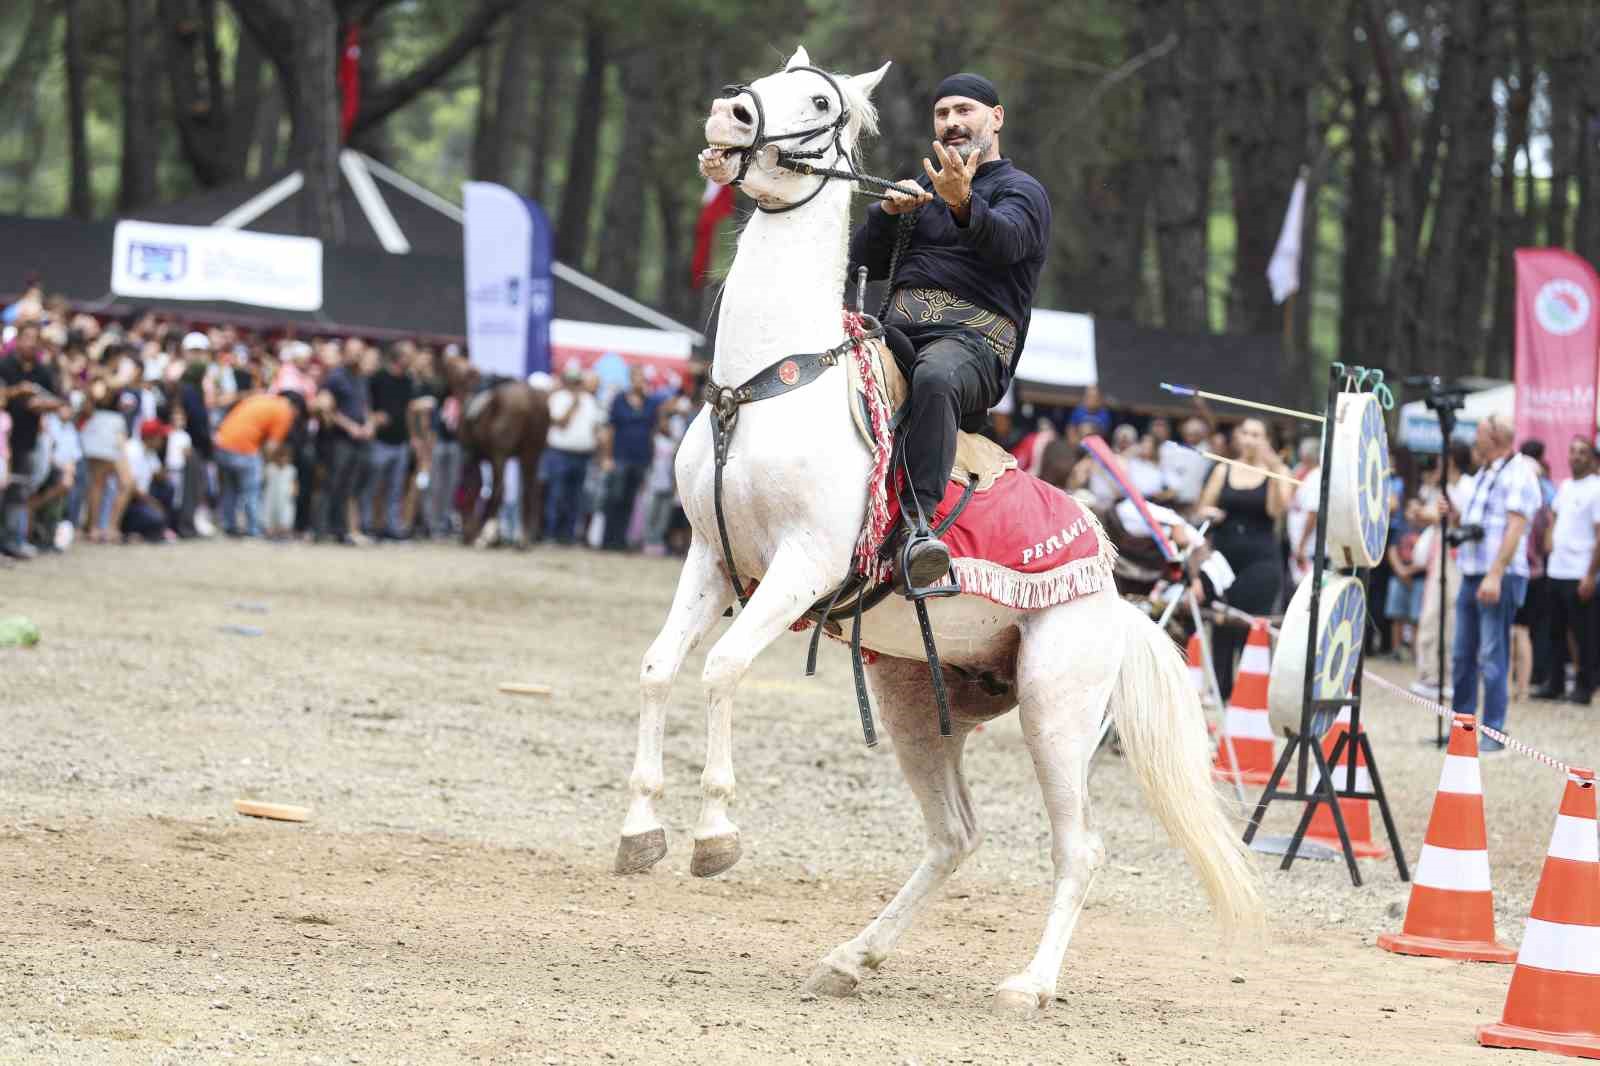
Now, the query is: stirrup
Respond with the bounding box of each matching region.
[898,527,958,602]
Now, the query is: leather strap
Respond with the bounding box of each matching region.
[915,595,953,738]
[850,594,877,747]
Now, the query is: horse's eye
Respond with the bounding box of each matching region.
[812,95,830,111]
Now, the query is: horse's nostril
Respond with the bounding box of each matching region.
[732,104,753,126]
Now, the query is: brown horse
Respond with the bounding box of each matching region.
[447,361,551,548]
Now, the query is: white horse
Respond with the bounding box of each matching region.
[615,48,1260,1014]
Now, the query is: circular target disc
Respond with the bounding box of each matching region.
[1357,397,1390,565]
[1311,580,1365,736]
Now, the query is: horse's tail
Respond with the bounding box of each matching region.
[1108,598,1263,943]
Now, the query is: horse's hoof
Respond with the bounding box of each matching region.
[613,829,667,874]
[992,980,1050,1017]
[689,832,741,878]
[802,963,860,998]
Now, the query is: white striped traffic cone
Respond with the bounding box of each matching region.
[1478,766,1600,1056]
[1378,714,1515,963]
[1212,619,1275,784]
[1304,708,1388,859]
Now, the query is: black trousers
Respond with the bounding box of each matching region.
[602,463,648,550]
[1547,578,1600,695]
[318,438,368,537]
[902,334,1003,520]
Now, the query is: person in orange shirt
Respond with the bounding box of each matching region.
[213,391,305,537]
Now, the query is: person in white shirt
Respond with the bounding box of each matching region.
[1536,436,1600,704]
[542,361,603,545]
[1443,415,1542,749]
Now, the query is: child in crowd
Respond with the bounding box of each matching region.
[262,445,297,540]
[642,405,680,556]
[79,379,132,543]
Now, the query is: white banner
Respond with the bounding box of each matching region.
[1013,309,1097,388]
[111,220,322,311]
[463,181,553,379]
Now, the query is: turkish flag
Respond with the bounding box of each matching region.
[338,25,361,142]
[1514,248,1600,481]
[690,180,735,288]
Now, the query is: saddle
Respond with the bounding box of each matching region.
[845,329,1016,493]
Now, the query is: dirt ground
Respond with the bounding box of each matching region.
[3,541,1594,1065]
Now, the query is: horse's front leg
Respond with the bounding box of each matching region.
[615,536,732,874]
[692,544,834,877]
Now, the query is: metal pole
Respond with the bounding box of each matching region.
[1434,412,1454,747]
[1299,363,1342,794]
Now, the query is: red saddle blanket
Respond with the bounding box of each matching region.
[892,468,1116,610]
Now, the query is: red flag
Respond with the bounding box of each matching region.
[338,24,361,143]
[690,180,735,288]
[1514,248,1600,481]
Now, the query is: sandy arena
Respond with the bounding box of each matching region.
[2,541,1592,1064]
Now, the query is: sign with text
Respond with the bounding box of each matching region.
[111,220,322,311]
[463,181,553,379]
[1515,248,1599,482]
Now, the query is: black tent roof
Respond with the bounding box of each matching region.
[4,152,703,344]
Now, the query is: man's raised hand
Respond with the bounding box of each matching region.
[923,141,980,210]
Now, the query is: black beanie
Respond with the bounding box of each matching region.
[933,73,1000,108]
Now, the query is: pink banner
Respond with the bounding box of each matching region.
[1515,248,1600,482]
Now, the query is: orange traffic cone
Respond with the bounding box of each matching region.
[1477,766,1600,1057]
[1378,715,1515,963]
[1303,708,1389,859]
[1212,619,1275,785]
[1187,633,1217,735]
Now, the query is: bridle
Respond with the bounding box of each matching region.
[718,65,913,214]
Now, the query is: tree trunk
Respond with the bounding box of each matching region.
[64,0,93,218]
[118,0,160,212]
[284,1,340,241]
[159,0,235,186]
[253,64,283,174]
[349,15,390,161]
[1576,4,1600,265]
[1419,0,1496,380]
[472,44,496,179]
[555,15,608,266]
[477,0,532,185]
[654,173,691,322]
[596,47,658,295]
[1340,4,1383,370]
[228,21,266,176]
[1216,0,1313,338]
[528,18,565,205]
[1140,0,1209,332]
[1546,45,1577,248]
[1487,0,1532,378]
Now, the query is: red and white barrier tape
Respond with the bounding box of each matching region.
[1206,601,1573,775]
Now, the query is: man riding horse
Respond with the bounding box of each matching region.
[848,72,1052,594]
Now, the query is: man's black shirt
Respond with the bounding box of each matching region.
[848,156,1051,382]
[0,355,57,455]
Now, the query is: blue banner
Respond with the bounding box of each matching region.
[463,182,553,379]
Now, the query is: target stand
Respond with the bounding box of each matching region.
[1239,363,1411,887]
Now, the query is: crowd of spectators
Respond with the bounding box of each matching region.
[1008,386,1599,751]
[0,280,699,563]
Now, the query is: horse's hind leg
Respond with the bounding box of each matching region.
[615,535,731,874]
[690,544,837,878]
[804,656,988,997]
[995,594,1125,1016]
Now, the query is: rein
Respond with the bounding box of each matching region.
[720,66,915,214]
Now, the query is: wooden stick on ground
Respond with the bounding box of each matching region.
[234,799,312,823]
[498,682,553,697]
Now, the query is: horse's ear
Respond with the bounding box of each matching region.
[849,61,892,99]
[785,45,810,71]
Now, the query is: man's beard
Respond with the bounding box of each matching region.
[941,123,993,163]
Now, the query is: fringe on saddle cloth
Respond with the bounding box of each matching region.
[843,316,1118,611]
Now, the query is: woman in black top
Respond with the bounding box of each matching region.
[1198,418,1294,701]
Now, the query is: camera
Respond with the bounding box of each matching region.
[1404,374,1470,416]
[1446,524,1485,547]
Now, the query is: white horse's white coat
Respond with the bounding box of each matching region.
[615,48,1261,1014]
